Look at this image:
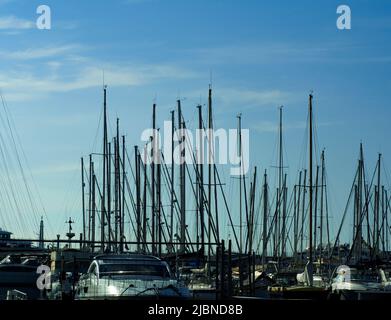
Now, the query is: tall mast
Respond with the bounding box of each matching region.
[115,118,121,251]
[107,141,112,251]
[382,186,385,253]
[249,167,257,254]
[278,106,283,258]
[88,154,92,243]
[281,173,287,258]
[135,145,141,253]
[294,171,302,260]
[114,137,118,248]
[91,162,96,251]
[101,85,108,252]
[375,153,381,255]
[151,104,156,255]
[320,151,325,262]
[197,105,205,254]
[142,143,147,253]
[170,110,175,251]
[121,135,125,253]
[237,114,243,254]
[210,88,219,245]
[157,139,162,256]
[356,143,364,260]
[208,86,213,259]
[360,145,364,259]
[314,165,319,259]
[301,169,307,262]
[308,93,314,265]
[178,99,186,253]
[81,157,86,245]
[262,170,268,267]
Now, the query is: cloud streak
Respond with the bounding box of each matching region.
[0,15,34,30]
[0,45,83,60]
[0,61,200,101]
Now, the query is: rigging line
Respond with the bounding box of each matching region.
[159,153,189,246]
[179,115,219,243]
[158,154,181,232]
[0,168,21,232]
[126,147,173,247]
[182,109,239,247]
[254,184,265,254]
[0,96,55,234]
[161,153,194,250]
[126,151,167,248]
[0,127,32,233]
[181,120,219,242]
[0,95,40,227]
[91,101,104,153]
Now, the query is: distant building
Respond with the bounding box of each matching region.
[0,228,32,248]
[0,228,12,242]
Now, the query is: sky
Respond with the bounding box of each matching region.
[0,0,390,247]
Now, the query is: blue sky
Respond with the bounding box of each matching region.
[0,0,390,246]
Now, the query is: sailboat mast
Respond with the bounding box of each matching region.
[135,145,141,253]
[121,135,125,253]
[262,170,268,266]
[101,85,108,252]
[178,99,186,253]
[320,150,325,262]
[249,167,257,254]
[151,104,156,255]
[278,106,283,258]
[91,162,96,251]
[208,86,213,259]
[376,153,381,254]
[81,157,86,245]
[107,141,112,251]
[314,165,319,259]
[237,114,242,254]
[301,169,307,262]
[142,144,148,253]
[115,118,121,251]
[114,137,118,248]
[197,105,205,254]
[157,139,162,256]
[281,173,287,258]
[88,154,93,243]
[309,93,313,263]
[170,110,175,251]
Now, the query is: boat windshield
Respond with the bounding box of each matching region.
[99,263,171,278]
[340,269,380,283]
[350,272,379,282]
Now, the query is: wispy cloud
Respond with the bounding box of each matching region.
[0,61,199,101]
[0,42,200,101]
[0,15,34,30]
[0,45,83,60]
